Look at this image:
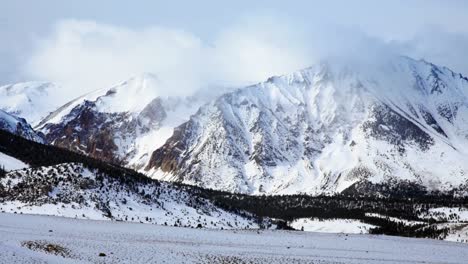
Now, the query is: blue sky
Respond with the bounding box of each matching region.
[5,0,468,39]
[3,0,468,96]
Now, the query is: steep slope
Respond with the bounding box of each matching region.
[0,82,63,126]
[147,56,468,195]
[39,73,227,170]
[0,110,44,143]
[0,130,260,229]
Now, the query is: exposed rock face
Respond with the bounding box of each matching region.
[42,99,166,164]
[146,57,468,195]
[362,104,435,153]
[146,122,191,179]
[139,98,167,132]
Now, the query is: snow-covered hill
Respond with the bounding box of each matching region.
[39,73,228,170]
[0,110,44,143]
[0,82,63,126]
[0,162,259,229]
[147,56,468,195]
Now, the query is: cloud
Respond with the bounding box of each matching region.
[394,28,468,76]
[24,20,206,98]
[22,14,468,100]
[209,15,314,85]
[24,16,319,98]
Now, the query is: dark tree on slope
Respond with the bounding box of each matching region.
[0,165,6,178]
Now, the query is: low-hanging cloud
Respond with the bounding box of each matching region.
[24,16,318,98]
[23,15,468,99]
[24,20,206,98]
[395,28,468,76]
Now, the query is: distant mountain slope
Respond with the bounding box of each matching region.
[0,82,63,126]
[0,110,44,143]
[147,56,468,195]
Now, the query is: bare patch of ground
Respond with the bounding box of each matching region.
[21,240,72,258]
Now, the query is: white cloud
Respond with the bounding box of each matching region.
[209,15,313,84]
[394,28,468,76]
[24,20,206,98]
[22,15,468,100]
[24,17,317,98]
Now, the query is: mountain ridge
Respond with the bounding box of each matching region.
[0,110,44,143]
[146,56,468,194]
[37,74,231,170]
[2,56,467,196]
[0,81,64,126]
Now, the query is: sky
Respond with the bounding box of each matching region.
[2,0,468,97]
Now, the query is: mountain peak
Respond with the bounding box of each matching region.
[146,57,468,195]
[96,73,160,113]
[0,81,63,125]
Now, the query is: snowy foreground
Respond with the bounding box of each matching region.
[1,213,468,264]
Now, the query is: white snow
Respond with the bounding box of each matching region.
[420,207,468,222]
[1,213,467,263]
[365,213,425,226]
[0,163,259,230]
[0,110,22,130]
[0,110,44,143]
[0,152,28,171]
[94,73,160,113]
[290,218,375,234]
[445,223,468,243]
[0,82,63,126]
[40,73,161,126]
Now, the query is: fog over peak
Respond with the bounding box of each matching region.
[1,2,468,99]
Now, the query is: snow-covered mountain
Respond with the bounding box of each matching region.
[0,82,63,126]
[26,56,468,196]
[146,56,468,195]
[0,110,44,143]
[38,73,228,170]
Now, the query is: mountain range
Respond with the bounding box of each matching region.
[1,56,468,196]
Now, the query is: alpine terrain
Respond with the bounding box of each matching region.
[0,130,262,229]
[38,73,227,170]
[0,110,44,143]
[146,56,468,195]
[1,56,468,246]
[0,82,63,126]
